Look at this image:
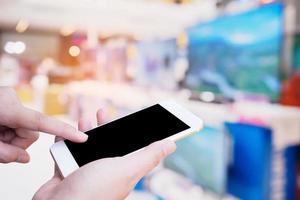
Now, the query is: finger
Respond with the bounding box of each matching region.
[0,141,30,163]
[16,107,88,142]
[96,109,103,126]
[52,161,63,180]
[0,128,15,143]
[123,140,176,181]
[53,163,62,178]
[78,118,92,132]
[55,136,64,143]
[11,129,39,149]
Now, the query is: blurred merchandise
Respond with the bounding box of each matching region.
[15,84,33,103]
[47,66,73,84]
[232,101,300,149]
[0,54,20,87]
[1,0,300,199]
[126,191,161,200]
[62,81,188,121]
[134,39,178,89]
[281,70,300,107]
[30,74,49,111]
[189,91,234,104]
[225,122,272,200]
[147,169,220,200]
[185,3,283,101]
[284,145,300,200]
[187,100,300,149]
[292,34,300,72]
[43,84,66,116]
[164,126,229,195]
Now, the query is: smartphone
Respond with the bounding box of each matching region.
[50,101,203,177]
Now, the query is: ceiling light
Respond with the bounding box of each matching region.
[16,20,29,33]
[4,42,15,54]
[14,41,26,54]
[4,41,26,54]
[69,45,80,57]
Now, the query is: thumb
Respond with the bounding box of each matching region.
[123,140,176,182]
[0,141,30,163]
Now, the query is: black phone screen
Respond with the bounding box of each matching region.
[65,104,190,166]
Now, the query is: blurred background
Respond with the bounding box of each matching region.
[0,0,299,199]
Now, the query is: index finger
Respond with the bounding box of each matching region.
[16,107,88,143]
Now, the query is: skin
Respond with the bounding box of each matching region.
[0,87,88,163]
[0,87,176,199]
[33,110,176,200]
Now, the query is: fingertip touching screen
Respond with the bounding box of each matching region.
[65,104,190,166]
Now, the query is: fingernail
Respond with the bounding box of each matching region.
[162,140,176,155]
[17,152,29,163]
[78,131,89,141]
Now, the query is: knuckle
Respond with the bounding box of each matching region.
[33,112,43,132]
[152,147,165,166]
[36,113,42,131]
[0,152,17,163]
[33,132,40,141]
[152,154,161,167]
[30,132,40,143]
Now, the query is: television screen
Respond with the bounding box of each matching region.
[225,122,272,200]
[292,34,300,71]
[163,126,229,195]
[134,39,177,88]
[185,3,283,101]
[284,145,300,200]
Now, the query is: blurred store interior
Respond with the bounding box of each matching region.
[0,0,300,199]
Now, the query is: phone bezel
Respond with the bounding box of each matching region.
[50,100,203,177]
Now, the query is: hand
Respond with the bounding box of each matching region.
[33,110,176,200]
[0,87,88,163]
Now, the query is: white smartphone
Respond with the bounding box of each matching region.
[50,100,203,177]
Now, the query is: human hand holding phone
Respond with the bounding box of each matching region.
[51,101,202,177]
[33,110,176,200]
